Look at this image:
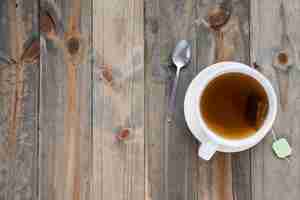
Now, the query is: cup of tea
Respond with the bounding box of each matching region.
[184,62,277,160]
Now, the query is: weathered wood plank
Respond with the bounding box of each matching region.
[39,0,92,199]
[251,0,300,199]
[145,0,250,199]
[0,0,39,199]
[92,0,144,199]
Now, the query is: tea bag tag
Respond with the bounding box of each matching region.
[271,130,292,159]
[272,138,292,158]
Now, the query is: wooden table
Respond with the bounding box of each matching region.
[0,0,300,199]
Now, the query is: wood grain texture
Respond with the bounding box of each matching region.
[0,1,39,200]
[39,0,92,199]
[145,0,250,199]
[2,1,300,199]
[92,0,144,200]
[251,0,300,199]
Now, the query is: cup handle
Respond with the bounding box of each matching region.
[198,141,218,160]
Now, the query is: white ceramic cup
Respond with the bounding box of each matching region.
[184,62,277,160]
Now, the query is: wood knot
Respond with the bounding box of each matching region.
[116,128,130,141]
[102,66,113,83]
[277,52,288,65]
[207,5,231,30]
[40,10,56,35]
[21,36,40,64]
[97,64,113,84]
[67,37,80,55]
[40,1,62,37]
[273,50,293,71]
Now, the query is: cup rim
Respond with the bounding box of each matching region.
[195,62,277,148]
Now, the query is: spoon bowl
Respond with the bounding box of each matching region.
[172,40,192,68]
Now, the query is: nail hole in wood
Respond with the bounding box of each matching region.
[67,37,80,55]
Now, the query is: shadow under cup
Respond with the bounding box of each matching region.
[199,72,269,141]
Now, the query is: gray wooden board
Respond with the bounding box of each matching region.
[92,0,145,199]
[0,0,39,200]
[251,0,300,199]
[145,0,251,199]
[39,0,92,199]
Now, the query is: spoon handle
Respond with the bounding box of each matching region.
[168,67,180,121]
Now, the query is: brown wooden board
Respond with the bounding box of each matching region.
[39,0,92,199]
[0,0,39,199]
[92,0,145,199]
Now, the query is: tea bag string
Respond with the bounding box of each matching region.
[271,129,278,141]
